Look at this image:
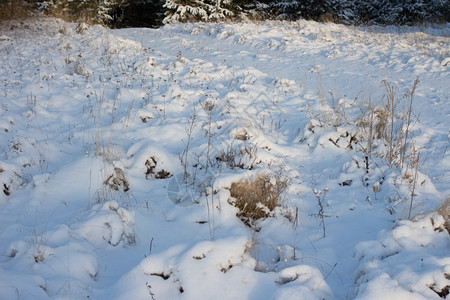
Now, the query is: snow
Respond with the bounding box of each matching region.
[354,214,450,300]
[0,18,449,299]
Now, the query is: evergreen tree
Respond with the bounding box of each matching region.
[269,0,300,20]
[4,0,446,26]
[164,0,235,23]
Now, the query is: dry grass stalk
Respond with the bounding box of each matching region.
[382,80,399,167]
[200,99,215,174]
[405,144,422,220]
[400,78,419,168]
[312,187,328,238]
[181,112,197,180]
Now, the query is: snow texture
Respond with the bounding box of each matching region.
[0,18,448,299]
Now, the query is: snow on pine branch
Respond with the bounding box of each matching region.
[164,0,234,23]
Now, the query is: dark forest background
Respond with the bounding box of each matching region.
[1,0,449,27]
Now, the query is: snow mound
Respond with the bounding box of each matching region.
[354,213,450,299]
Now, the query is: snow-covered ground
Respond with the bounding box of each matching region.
[0,18,449,299]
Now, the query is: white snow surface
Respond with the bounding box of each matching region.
[0,18,449,299]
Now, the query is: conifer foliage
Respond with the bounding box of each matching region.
[0,0,448,25]
[162,0,449,24]
[163,0,235,23]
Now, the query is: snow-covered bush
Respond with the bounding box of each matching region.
[268,0,300,20]
[163,0,235,23]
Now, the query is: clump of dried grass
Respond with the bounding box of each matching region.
[104,167,129,192]
[229,174,288,227]
[437,198,450,233]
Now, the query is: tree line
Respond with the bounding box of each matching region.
[1,0,449,26]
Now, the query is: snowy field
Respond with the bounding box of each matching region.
[0,18,449,299]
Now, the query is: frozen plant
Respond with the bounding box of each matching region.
[181,111,197,180]
[312,187,329,238]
